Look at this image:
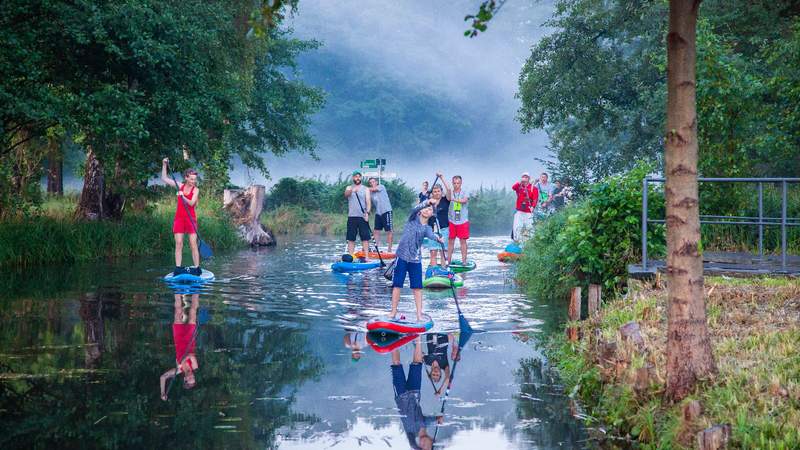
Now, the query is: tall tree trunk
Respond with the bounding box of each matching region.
[46,137,63,196]
[664,0,716,402]
[75,146,105,220]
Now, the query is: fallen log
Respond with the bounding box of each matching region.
[223,185,276,247]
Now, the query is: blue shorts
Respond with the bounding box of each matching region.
[392,258,423,289]
[391,363,422,396]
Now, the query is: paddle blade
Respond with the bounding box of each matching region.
[458,314,473,347]
[198,307,211,325]
[199,240,213,259]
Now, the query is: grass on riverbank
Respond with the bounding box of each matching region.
[262,205,347,236]
[549,276,800,449]
[0,195,240,268]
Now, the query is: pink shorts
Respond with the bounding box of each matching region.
[449,222,470,240]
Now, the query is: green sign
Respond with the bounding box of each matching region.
[360,159,377,169]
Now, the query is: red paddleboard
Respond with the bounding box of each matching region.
[366,314,433,335]
[366,332,419,353]
[354,251,396,259]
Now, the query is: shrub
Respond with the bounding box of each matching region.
[517,163,665,297]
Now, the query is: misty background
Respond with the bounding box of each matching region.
[233,0,556,190]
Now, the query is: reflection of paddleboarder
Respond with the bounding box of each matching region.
[423,333,459,396]
[160,293,200,400]
[390,336,442,450]
[343,331,366,361]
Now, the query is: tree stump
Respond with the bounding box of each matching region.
[223,185,276,247]
[619,321,645,350]
[588,284,601,316]
[696,424,731,450]
[567,287,581,341]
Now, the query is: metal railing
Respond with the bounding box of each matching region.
[641,177,800,272]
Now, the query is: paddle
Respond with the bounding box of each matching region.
[168,167,213,260]
[433,214,473,337]
[431,317,474,443]
[352,184,386,268]
[163,305,209,400]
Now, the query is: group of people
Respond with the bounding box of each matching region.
[344,171,471,322]
[511,172,568,242]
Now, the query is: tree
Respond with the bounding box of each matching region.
[662,0,715,401]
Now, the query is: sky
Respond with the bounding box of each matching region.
[233,0,556,189]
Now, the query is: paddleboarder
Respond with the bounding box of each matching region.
[445,175,470,265]
[390,198,444,322]
[344,170,372,260]
[368,177,394,253]
[422,175,451,267]
[161,158,202,276]
[511,172,538,242]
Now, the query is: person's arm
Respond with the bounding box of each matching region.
[344,184,353,198]
[531,186,538,208]
[407,199,430,221]
[181,188,199,207]
[512,181,520,192]
[161,158,177,188]
[441,177,453,200]
[364,188,371,218]
[160,368,178,401]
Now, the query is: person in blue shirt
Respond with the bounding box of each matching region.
[391,198,444,322]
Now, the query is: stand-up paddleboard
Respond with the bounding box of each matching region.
[164,269,215,284]
[505,242,523,254]
[449,260,477,273]
[354,251,396,259]
[367,313,433,335]
[423,274,464,289]
[366,331,419,353]
[331,261,381,273]
[497,252,522,262]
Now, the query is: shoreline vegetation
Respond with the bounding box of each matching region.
[0,194,239,268]
[513,166,799,448]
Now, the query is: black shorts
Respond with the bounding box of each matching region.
[346,217,371,242]
[374,211,393,231]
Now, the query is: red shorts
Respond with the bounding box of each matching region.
[449,221,470,240]
[173,215,197,234]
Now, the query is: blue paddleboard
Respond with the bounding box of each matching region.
[164,269,215,284]
[331,261,381,273]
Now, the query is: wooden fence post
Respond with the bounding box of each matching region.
[567,287,581,341]
[588,284,601,316]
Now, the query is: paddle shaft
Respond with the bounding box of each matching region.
[432,346,463,442]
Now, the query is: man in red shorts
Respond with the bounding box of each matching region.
[445,175,470,264]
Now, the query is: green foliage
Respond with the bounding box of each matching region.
[0,0,323,213]
[517,0,800,187]
[517,164,665,298]
[0,196,239,268]
[265,176,416,215]
[468,186,516,235]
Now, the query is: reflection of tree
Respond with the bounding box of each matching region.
[510,357,586,447]
[0,291,324,449]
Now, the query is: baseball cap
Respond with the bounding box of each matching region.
[351,170,362,176]
[521,172,530,177]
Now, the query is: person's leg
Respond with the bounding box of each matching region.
[391,259,408,317]
[359,218,371,259]
[385,212,394,252]
[408,262,423,320]
[188,233,200,267]
[361,240,370,258]
[346,217,357,254]
[461,239,468,263]
[347,240,355,254]
[391,351,406,397]
[174,233,184,267]
[447,238,456,264]
[373,229,382,249]
[386,231,393,252]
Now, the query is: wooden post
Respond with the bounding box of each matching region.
[567,287,581,341]
[696,424,731,450]
[588,284,601,316]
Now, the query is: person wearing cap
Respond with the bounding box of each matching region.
[344,170,372,258]
[368,176,394,252]
[511,172,538,241]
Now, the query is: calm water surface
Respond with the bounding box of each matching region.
[0,236,587,449]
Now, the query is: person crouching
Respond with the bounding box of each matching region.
[390,198,444,322]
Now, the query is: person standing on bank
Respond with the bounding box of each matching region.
[534,172,555,215]
[445,175,470,264]
[511,172,538,241]
[368,177,394,253]
[161,158,202,276]
[344,170,372,259]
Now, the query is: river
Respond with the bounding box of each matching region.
[0,235,587,449]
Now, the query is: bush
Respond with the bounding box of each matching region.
[469,186,516,235]
[517,163,665,297]
[265,175,416,215]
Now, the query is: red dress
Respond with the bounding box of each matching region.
[172,184,197,234]
[173,323,197,366]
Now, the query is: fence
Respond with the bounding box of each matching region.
[641,177,800,272]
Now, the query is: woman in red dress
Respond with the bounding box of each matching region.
[161,158,201,276]
[160,293,200,400]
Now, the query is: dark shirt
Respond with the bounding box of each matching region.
[423,333,449,370]
[427,197,450,230]
[552,186,565,208]
[418,192,429,204]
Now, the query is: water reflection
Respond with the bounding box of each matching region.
[0,236,586,449]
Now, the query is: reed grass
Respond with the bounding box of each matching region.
[0,196,239,268]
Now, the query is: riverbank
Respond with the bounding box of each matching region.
[262,205,346,236]
[548,276,799,448]
[0,195,240,268]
